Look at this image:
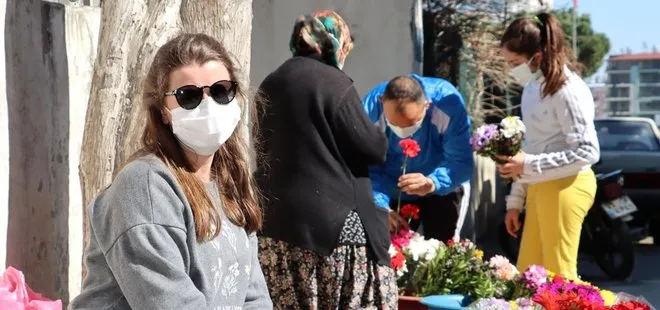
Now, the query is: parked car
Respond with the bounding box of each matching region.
[593,117,660,243]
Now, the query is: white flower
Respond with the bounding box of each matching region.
[405,235,441,262]
[488,255,511,269]
[500,116,526,138]
[396,264,409,277]
[388,244,398,258]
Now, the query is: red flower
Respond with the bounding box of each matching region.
[391,246,406,270]
[607,301,651,310]
[400,204,420,220]
[399,138,421,158]
[533,290,560,310]
[552,274,565,284]
[446,239,455,246]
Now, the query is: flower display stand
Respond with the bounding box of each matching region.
[399,294,470,310]
[420,295,470,310]
[398,295,427,310]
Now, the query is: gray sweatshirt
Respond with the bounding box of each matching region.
[70,155,272,310]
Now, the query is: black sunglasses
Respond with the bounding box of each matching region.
[164,80,238,110]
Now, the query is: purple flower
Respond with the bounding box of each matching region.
[521,265,547,290]
[474,297,511,309]
[536,279,605,306]
[470,124,498,152]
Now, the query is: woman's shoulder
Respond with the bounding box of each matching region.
[544,69,592,104]
[88,154,189,248]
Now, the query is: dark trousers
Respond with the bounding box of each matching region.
[390,191,462,243]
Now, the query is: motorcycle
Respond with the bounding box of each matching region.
[499,169,638,280]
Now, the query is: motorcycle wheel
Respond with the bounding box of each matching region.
[650,216,660,246]
[592,220,636,281]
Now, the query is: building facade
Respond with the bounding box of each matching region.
[605,53,660,123]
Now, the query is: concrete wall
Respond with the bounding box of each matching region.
[4,0,99,302]
[251,0,416,96]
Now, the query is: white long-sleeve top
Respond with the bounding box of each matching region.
[506,68,600,210]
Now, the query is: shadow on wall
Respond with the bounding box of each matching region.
[5,0,71,302]
[462,155,507,255]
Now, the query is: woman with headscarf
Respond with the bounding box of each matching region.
[255,10,398,309]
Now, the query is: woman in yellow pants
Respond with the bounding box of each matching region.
[496,13,600,279]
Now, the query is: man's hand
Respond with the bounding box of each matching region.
[389,210,409,233]
[504,209,522,238]
[398,173,435,196]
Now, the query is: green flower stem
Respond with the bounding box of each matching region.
[395,156,409,235]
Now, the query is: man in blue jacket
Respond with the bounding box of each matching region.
[362,74,473,242]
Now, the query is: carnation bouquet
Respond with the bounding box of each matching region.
[470,116,526,183]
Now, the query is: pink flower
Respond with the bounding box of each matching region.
[391,229,414,248]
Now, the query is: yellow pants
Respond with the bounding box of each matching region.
[516,170,596,279]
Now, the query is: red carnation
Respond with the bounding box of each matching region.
[400,204,420,220]
[399,138,421,158]
[608,301,651,310]
[391,246,406,270]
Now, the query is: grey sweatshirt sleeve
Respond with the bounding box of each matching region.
[87,158,208,309]
[243,233,273,309]
[105,224,207,309]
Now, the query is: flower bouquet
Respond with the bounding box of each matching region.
[470,116,526,183]
[469,264,655,310]
[391,235,509,309]
[390,228,441,294]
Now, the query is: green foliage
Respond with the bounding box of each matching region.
[552,9,610,77]
[411,242,505,299]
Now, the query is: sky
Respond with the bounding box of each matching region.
[553,0,660,81]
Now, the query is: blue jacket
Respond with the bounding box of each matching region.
[362,74,473,209]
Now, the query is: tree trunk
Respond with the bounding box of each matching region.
[79,0,253,276]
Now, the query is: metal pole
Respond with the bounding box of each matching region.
[572,6,577,57]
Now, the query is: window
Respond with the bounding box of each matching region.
[608,73,630,84]
[640,100,660,112]
[639,86,660,97]
[607,101,630,113]
[639,72,660,83]
[608,86,629,98]
[595,120,660,151]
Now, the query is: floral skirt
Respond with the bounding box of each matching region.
[258,237,399,309]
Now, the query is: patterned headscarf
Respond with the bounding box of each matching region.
[289,10,353,69]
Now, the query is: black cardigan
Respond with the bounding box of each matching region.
[255,56,391,266]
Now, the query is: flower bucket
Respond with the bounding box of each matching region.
[420,294,470,310]
[398,295,427,310]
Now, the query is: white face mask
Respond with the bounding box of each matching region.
[510,56,543,85]
[170,96,241,156]
[386,117,424,139]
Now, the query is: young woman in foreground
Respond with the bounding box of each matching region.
[71,33,272,309]
[497,13,600,279]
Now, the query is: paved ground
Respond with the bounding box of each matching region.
[579,240,660,307]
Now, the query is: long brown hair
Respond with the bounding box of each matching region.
[137,33,262,240]
[501,13,578,97]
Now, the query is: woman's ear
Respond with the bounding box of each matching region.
[161,107,172,125]
[533,51,543,66]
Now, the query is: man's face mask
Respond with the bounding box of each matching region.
[386,117,424,139]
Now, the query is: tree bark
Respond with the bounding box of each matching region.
[79,0,253,276]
